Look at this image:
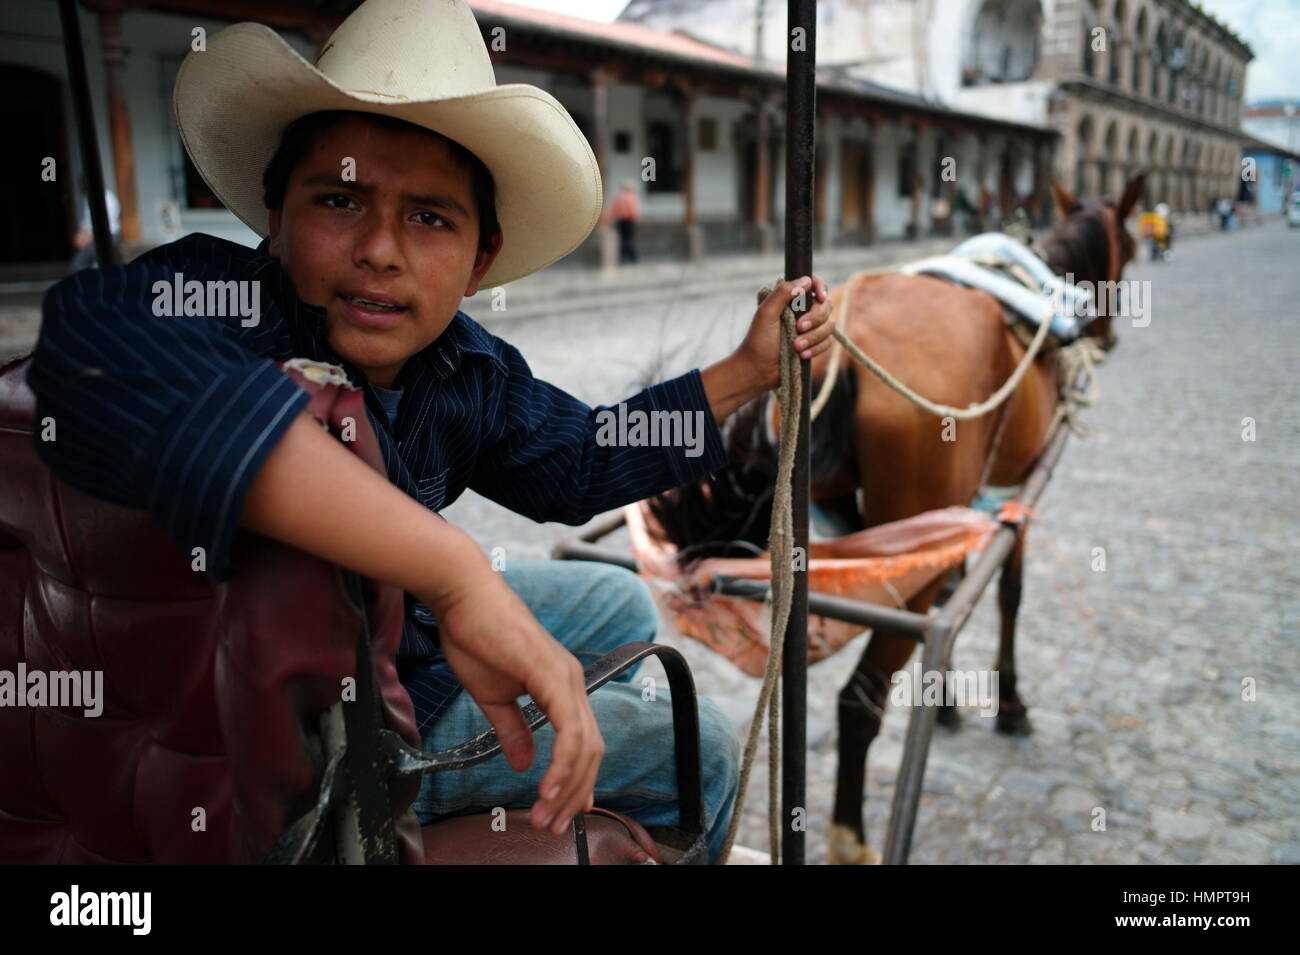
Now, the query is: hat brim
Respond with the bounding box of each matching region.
[173,23,603,287]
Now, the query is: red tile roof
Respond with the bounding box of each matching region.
[467,0,766,72]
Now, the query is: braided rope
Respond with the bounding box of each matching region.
[718,278,802,865]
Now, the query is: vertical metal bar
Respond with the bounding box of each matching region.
[782,0,816,866]
[882,621,947,865]
[58,0,116,267]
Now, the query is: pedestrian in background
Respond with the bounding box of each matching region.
[607,179,640,264]
[69,176,122,273]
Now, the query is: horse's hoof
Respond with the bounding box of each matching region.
[827,824,882,865]
[995,707,1033,736]
[936,704,963,729]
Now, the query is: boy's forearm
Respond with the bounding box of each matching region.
[239,411,488,607]
[700,354,770,425]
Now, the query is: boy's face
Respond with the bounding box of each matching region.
[267,114,502,388]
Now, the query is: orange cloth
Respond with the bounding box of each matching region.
[609,189,640,222]
[625,500,999,677]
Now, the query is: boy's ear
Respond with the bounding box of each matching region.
[464,231,505,298]
[267,209,282,258]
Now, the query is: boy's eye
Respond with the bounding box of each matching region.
[319,193,356,211]
[414,210,450,229]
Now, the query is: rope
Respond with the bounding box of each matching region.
[808,269,865,421]
[824,269,1055,421]
[719,278,803,865]
[1050,336,1106,437]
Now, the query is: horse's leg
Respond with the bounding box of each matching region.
[829,576,943,865]
[994,528,1033,735]
[829,630,912,865]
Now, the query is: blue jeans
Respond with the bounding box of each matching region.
[412,559,740,864]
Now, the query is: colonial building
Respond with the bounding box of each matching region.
[1243,99,1299,154]
[1,0,1054,273]
[623,0,1255,213]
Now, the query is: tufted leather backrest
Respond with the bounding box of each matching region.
[0,354,424,864]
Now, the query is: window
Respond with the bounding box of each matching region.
[614,130,631,153]
[698,116,717,152]
[1081,0,1099,78]
[645,120,682,193]
[963,0,1041,85]
[932,137,947,198]
[898,139,917,198]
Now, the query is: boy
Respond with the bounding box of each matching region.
[28,0,835,863]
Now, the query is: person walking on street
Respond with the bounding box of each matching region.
[608,179,640,264]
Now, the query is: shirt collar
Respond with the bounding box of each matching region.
[251,237,500,384]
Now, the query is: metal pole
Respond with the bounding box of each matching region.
[58,0,116,267]
[883,420,1072,863]
[782,0,816,866]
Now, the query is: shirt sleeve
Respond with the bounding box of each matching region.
[468,338,730,525]
[26,259,311,581]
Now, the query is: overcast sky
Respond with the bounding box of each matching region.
[507,0,1299,102]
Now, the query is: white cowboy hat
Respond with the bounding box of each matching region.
[172,0,602,288]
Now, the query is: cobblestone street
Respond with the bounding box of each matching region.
[444,219,1300,864]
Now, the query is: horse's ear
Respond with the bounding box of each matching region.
[1116,172,1146,222]
[1050,180,1081,217]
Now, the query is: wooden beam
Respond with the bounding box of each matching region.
[97,9,139,244]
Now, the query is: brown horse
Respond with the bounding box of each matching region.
[644,175,1145,864]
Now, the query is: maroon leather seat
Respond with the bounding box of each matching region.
[0,354,677,864]
[0,354,431,862]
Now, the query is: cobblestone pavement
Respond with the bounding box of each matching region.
[443,218,1299,865]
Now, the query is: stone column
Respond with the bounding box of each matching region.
[1032,138,1049,226]
[675,81,704,261]
[590,66,617,275]
[753,93,775,255]
[864,116,878,244]
[98,11,139,246]
[907,121,924,240]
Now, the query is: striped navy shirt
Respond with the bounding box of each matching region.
[27,232,730,731]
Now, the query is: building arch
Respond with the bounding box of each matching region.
[1107,0,1126,85]
[1081,0,1100,79]
[1100,119,1119,198]
[962,0,1042,86]
[1132,6,1149,94]
[0,63,73,263]
[1151,19,1167,98]
[1076,113,1097,196]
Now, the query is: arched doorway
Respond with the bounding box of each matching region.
[0,64,72,264]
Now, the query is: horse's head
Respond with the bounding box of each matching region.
[1038,173,1145,349]
[644,394,778,563]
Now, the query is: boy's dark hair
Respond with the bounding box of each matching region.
[261,110,501,253]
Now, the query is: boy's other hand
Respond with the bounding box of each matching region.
[425,570,604,836]
[736,274,835,390]
[700,274,836,424]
